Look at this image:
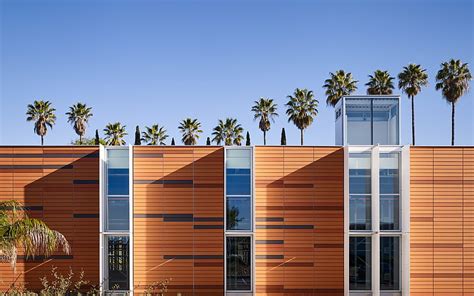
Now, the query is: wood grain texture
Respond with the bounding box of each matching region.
[255,146,344,295]
[133,146,224,295]
[0,146,99,292]
[410,147,474,295]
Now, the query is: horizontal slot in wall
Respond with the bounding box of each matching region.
[0,147,100,291]
[254,146,344,295]
[410,147,474,295]
[133,146,224,295]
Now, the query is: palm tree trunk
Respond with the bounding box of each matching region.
[300,129,304,146]
[41,135,44,146]
[411,95,415,146]
[451,102,455,146]
[79,134,82,145]
[263,131,266,145]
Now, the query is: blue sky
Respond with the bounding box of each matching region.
[1,0,473,146]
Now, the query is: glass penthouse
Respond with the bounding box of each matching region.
[0,95,472,296]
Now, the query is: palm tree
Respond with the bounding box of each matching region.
[436,59,472,146]
[66,103,93,145]
[212,118,244,146]
[323,70,358,106]
[366,70,395,95]
[26,100,56,145]
[398,64,429,145]
[141,124,168,145]
[178,118,202,145]
[103,122,127,146]
[251,98,278,145]
[0,200,70,269]
[285,88,319,145]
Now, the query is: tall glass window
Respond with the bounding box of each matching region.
[226,149,252,231]
[380,236,400,290]
[349,153,371,230]
[226,237,251,291]
[380,153,400,231]
[349,237,372,290]
[346,98,372,145]
[372,99,399,145]
[107,236,130,290]
[107,149,129,231]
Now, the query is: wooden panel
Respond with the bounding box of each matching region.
[0,146,99,291]
[255,146,344,295]
[410,147,473,295]
[133,146,224,295]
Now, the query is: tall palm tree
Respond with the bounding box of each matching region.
[26,100,56,145]
[178,118,202,145]
[66,102,93,145]
[103,122,127,146]
[398,64,429,145]
[323,70,358,107]
[285,88,319,145]
[212,118,244,146]
[435,59,472,146]
[366,70,395,95]
[251,98,278,145]
[0,200,70,269]
[141,124,168,145]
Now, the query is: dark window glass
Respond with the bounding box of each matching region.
[380,195,399,231]
[108,236,129,290]
[350,195,371,230]
[226,168,251,196]
[380,237,400,290]
[108,168,129,196]
[380,168,399,194]
[349,169,372,194]
[107,198,129,231]
[226,237,251,291]
[227,196,251,230]
[350,237,371,290]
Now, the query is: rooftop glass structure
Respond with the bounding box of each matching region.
[335,96,400,146]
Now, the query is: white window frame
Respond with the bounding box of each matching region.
[345,145,410,296]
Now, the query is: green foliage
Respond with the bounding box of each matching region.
[285,88,318,145]
[246,131,251,146]
[142,124,168,145]
[251,98,278,145]
[103,122,127,146]
[66,103,93,145]
[134,126,141,145]
[94,130,100,145]
[178,118,202,145]
[0,200,70,270]
[39,267,89,296]
[26,100,56,145]
[212,118,244,146]
[280,128,286,145]
[70,137,100,146]
[366,70,395,95]
[206,137,211,145]
[323,70,358,107]
[171,137,175,145]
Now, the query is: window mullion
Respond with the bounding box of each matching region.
[372,146,380,296]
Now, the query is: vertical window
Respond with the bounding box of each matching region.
[349,153,371,230]
[379,153,400,231]
[349,237,372,290]
[226,149,252,231]
[107,236,130,291]
[380,236,400,290]
[372,98,399,145]
[346,98,372,145]
[107,149,129,231]
[226,237,251,291]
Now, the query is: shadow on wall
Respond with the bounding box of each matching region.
[133,147,224,296]
[0,148,100,292]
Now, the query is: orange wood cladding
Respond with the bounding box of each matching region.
[410,147,474,295]
[254,146,344,295]
[133,146,224,295]
[0,146,99,292]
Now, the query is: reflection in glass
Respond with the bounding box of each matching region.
[380,195,399,231]
[372,99,399,145]
[108,168,129,196]
[107,198,130,231]
[349,153,371,230]
[226,237,251,291]
[380,153,400,231]
[226,168,251,196]
[227,196,251,230]
[350,195,371,230]
[380,237,400,290]
[107,236,130,290]
[350,237,371,290]
[346,98,372,145]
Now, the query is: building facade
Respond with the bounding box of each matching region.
[0,96,473,295]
